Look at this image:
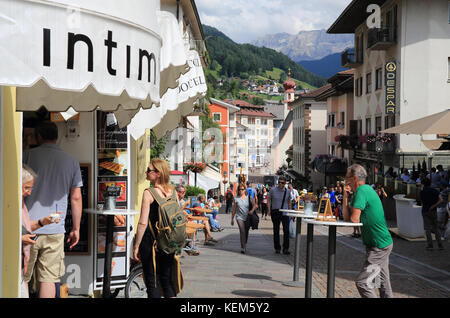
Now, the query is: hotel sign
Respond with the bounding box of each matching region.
[385,61,397,114]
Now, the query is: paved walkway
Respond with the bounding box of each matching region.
[176,211,450,298]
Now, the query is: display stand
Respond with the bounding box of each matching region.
[84,209,139,298]
[315,198,335,222]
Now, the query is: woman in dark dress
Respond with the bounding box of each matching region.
[133,158,178,298]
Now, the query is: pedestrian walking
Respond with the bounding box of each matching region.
[260,187,269,220]
[343,164,394,298]
[225,187,234,214]
[231,183,256,254]
[23,121,83,298]
[437,185,450,239]
[268,176,292,255]
[420,178,444,250]
[133,159,179,298]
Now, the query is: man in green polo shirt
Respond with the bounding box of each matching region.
[343,164,393,298]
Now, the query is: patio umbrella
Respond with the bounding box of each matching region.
[380,109,450,135]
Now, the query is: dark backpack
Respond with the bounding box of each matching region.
[226,191,233,201]
[147,188,187,255]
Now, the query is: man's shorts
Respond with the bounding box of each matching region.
[23,234,65,283]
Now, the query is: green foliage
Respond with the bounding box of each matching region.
[203,25,326,88]
[150,130,168,159]
[185,185,206,197]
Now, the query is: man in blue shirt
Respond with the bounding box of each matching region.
[329,186,336,211]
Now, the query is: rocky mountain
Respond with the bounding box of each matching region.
[253,29,354,62]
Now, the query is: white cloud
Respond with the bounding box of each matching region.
[196,0,353,43]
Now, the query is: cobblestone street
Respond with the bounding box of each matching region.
[177,211,450,298]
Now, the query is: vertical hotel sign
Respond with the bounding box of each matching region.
[385,61,397,114]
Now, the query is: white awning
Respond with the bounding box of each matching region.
[126,49,207,140]
[188,171,220,192]
[5,0,162,111]
[152,50,207,139]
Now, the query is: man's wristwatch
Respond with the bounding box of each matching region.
[38,219,44,227]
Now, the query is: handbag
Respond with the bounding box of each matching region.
[289,219,295,238]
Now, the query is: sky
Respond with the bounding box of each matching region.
[196,0,353,43]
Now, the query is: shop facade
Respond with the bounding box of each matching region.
[0,0,206,297]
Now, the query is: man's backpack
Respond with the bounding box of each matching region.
[147,188,188,255]
[226,191,233,201]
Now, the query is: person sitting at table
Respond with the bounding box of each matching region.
[187,193,218,246]
[193,194,223,232]
[343,164,394,298]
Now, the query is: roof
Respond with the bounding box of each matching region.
[327,0,388,34]
[299,84,333,99]
[209,98,241,113]
[225,99,276,118]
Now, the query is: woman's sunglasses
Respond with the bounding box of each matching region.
[146,168,157,174]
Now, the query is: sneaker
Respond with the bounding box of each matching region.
[204,240,216,246]
[211,227,219,232]
[208,237,218,243]
[283,249,291,255]
[241,248,245,254]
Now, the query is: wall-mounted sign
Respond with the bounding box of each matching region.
[385,61,397,115]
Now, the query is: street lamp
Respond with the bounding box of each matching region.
[427,151,434,172]
[376,145,383,182]
[191,136,201,187]
[322,156,329,187]
[396,148,404,176]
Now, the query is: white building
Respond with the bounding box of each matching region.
[291,85,331,191]
[329,0,450,178]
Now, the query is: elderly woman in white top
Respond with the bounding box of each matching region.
[231,183,256,254]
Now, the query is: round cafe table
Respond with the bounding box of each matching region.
[279,209,317,288]
[84,208,139,298]
[303,218,363,298]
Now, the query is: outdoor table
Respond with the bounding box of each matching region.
[303,219,363,298]
[84,208,139,298]
[279,209,317,288]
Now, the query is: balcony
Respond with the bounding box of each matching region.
[341,48,363,68]
[367,27,397,50]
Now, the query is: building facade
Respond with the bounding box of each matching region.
[329,0,450,179]
[291,85,331,191]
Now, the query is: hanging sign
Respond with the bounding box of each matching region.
[385,60,397,115]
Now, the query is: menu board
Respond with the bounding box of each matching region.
[64,163,91,255]
[95,111,129,288]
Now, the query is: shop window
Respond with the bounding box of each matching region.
[365,118,372,134]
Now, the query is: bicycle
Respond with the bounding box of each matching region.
[124,259,146,298]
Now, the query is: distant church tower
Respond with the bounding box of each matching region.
[283,68,296,104]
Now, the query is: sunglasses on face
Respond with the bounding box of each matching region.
[239,188,245,191]
[279,182,286,185]
[146,168,157,174]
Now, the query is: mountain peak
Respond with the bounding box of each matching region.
[252,29,353,62]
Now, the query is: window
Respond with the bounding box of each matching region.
[375,116,382,134]
[261,119,268,125]
[366,73,372,94]
[385,115,395,129]
[355,77,363,96]
[212,113,221,122]
[376,68,383,90]
[238,147,245,154]
[448,57,450,81]
[250,118,255,125]
[328,113,335,127]
[365,118,372,134]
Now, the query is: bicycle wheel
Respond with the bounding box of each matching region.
[125,265,147,298]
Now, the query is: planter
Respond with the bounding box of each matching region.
[393,194,424,238]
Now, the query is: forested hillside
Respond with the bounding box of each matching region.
[203,25,326,89]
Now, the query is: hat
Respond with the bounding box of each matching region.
[302,189,308,194]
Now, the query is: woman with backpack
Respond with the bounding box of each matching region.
[133,158,183,298]
[231,183,257,254]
